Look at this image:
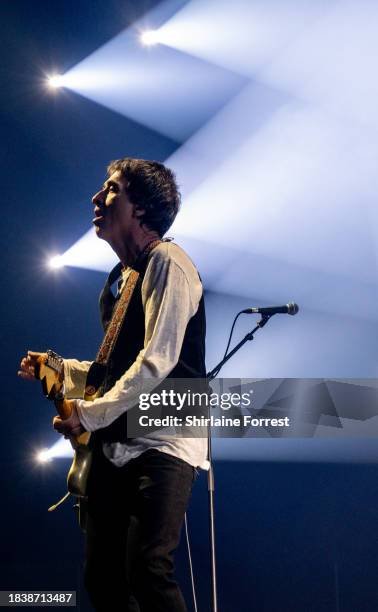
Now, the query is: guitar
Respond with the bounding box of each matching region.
[35,350,94,516]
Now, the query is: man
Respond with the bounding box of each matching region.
[19,158,208,611]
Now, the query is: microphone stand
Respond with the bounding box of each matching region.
[205,314,272,612]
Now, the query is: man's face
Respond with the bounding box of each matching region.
[92,171,141,244]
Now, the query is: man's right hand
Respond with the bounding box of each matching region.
[18,351,47,381]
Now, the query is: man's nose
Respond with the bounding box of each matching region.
[92,189,104,205]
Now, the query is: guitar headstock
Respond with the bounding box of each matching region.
[35,350,64,399]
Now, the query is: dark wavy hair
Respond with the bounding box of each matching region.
[107,158,181,237]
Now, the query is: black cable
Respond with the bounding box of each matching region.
[211,310,245,379]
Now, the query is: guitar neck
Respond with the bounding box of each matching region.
[54,398,72,420]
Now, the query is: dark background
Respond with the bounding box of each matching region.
[1,1,378,610]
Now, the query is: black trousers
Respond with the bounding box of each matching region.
[84,446,196,612]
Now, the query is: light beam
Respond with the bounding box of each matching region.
[36,449,53,463]
[36,439,73,463]
[47,74,65,89]
[140,30,161,46]
[48,255,65,270]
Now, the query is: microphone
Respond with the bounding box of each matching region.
[242,302,299,316]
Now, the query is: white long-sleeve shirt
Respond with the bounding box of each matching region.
[63,241,209,469]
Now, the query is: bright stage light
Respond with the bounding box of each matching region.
[36,449,53,463]
[51,228,117,273]
[47,74,65,89]
[48,255,65,269]
[36,439,73,464]
[140,30,161,46]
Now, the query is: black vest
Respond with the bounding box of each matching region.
[95,255,206,442]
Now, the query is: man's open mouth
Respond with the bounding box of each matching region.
[93,209,105,225]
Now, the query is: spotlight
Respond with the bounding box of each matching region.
[47,74,64,89]
[36,449,52,463]
[48,255,64,269]
[140,30,161,46]
[36,439,73,461]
